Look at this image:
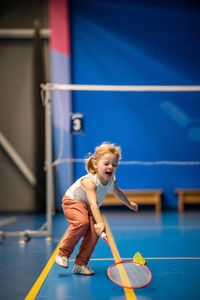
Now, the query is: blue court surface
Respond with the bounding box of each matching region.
[0,208,200,300]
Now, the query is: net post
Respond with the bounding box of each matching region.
[45,89,53,241]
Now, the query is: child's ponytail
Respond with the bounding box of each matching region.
[86,155,96,174]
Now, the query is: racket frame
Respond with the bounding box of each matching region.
[100,231,152,289]
[107,260,152,289]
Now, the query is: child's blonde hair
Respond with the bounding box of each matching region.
[86,142,122,175]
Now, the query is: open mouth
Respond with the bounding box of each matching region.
[105,171,112,177]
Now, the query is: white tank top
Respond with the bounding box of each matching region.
[65,173,115,207]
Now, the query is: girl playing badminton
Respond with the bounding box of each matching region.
[55,142,138,275]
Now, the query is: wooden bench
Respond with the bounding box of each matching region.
[175,189,200,212]
[103,189,163,213]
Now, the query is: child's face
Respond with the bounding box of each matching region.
[94,153,118,185]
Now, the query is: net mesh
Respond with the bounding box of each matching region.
[41,84,200,167]
[108,261,151,289]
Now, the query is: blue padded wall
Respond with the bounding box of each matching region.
[68,0,200,208]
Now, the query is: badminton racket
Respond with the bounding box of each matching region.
[100,231,152,289]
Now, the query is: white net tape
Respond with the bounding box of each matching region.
[41,83,200,92]
[41,83,200,167]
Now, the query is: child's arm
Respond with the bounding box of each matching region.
[112,183,138,212]
[82,178,105,236]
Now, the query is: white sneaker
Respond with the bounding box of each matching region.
[73,264,95,275]
[55,254,69,268]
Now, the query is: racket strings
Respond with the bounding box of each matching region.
[108,261,151,288]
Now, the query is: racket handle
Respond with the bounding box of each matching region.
[94,225,108,241]
[100,232,107,240]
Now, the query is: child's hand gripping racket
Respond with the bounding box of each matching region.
[99,230,152,289]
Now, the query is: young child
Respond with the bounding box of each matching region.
[55,142,138,275]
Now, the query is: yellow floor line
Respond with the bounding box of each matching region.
[103,215,137,300]
[25,230,67,300]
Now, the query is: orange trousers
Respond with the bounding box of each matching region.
[58,196,99,265]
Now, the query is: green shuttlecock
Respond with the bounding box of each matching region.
[133,252,147,265]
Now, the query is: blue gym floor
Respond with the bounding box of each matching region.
[0,208,200,300]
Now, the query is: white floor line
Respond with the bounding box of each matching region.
[0,216,17,227]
